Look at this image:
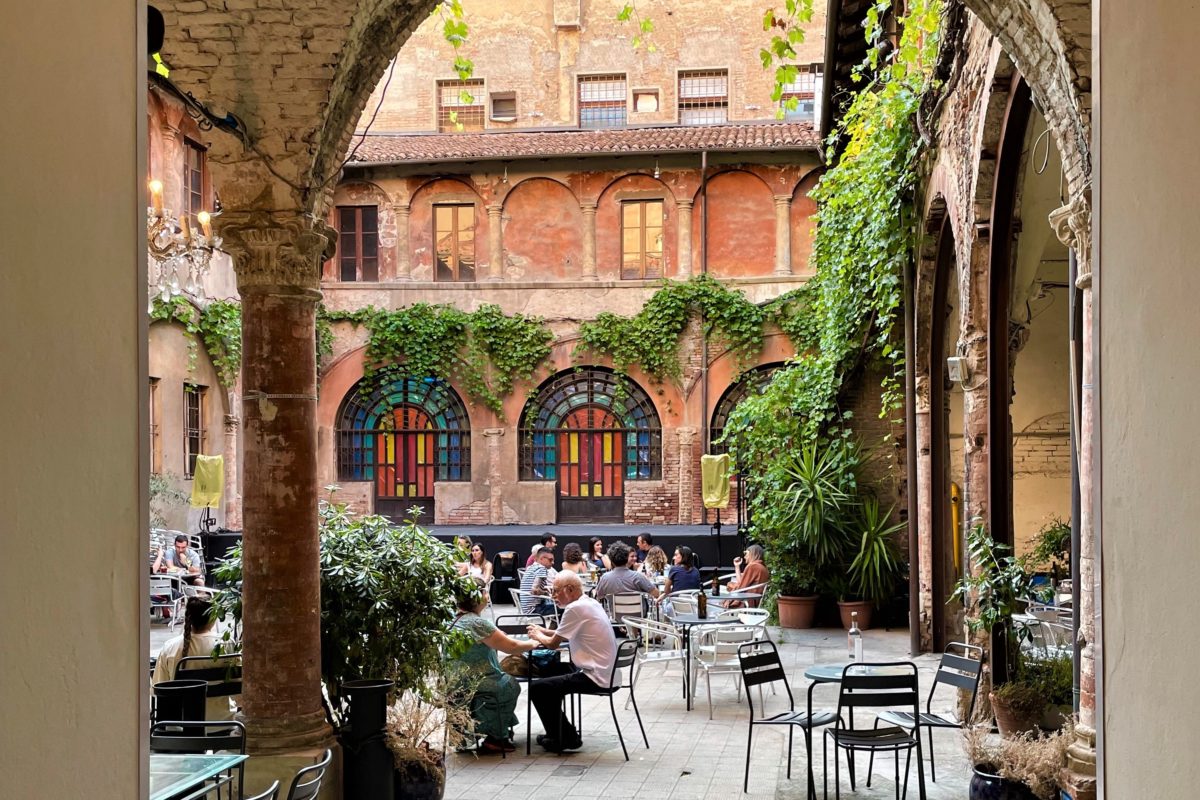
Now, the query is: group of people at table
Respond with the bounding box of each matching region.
[449,533,770,754]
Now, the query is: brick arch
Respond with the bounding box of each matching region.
[789,168,823,273]
[500,177,583,280]
[962,0,1091,195]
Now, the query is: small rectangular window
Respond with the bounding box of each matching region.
[578,74,627,128]
[336,206,379,282]
[183,139,206,218]
[149,377,162,475]
[620,199,664,280]
[679,69,729,124]
[437,79,485,132]
[183,383,207,479]
[490,91,517,121]
[434,204,477,282]
[781,64,822,122]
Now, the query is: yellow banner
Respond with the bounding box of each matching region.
[190,454,224,509]
[700,453,731,509]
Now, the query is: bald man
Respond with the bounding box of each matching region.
[526,571,617,752]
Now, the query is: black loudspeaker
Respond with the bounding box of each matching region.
[148,5,165,54]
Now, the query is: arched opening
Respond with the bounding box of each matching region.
[519,367,662,523]
[335,371,471,524]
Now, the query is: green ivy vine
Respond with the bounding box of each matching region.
[319,303,553,416]
[150,296,242,389]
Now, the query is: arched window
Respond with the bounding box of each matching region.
[519,368,661,522]
[336,371,470,522]
[709,363,784,454]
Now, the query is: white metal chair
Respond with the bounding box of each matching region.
[150,574,185,627]
[1025,619,1073,661]
[607,591,648,623]
[691,624,768,719]
[509,587,557,620]
[665,590,699,616]
[622,616,688,706]
[717,608,770,625]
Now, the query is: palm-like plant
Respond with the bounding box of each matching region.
[845,497,905,604]
[773,438,859,568]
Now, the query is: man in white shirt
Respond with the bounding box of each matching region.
[526,571,617,752]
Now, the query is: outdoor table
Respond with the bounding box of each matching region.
[665,612,744,711]
[701,589,764,607]
[511,634,572,754]
[801,662,922,800]
[150,753,247,800]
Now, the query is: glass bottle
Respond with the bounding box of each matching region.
[712,574,720,596]
[697,590,708,619]
[847,612,863,662]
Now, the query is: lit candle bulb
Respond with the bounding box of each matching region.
[197,210,213,240]
[149,179,164,216]
[179,214,191,241]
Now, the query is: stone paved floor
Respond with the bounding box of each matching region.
[444,605,970,800]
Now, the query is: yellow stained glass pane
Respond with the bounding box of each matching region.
[569,433,579,463]
[417,435,425,463]
[593,483,602,497]
[580,483,589,497]
[603,433,612,462]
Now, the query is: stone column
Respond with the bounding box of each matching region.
[217,207,335,754]
[392,202,411,280]
[913,374,934,651]
[580,201,598,280]
[773,194,792,276]
[484,428,505,524]
[676,427,696,524]
[676,199,693,278]
[486,203,503,280]
[222,411,242,530]
[1050,193,1097,800]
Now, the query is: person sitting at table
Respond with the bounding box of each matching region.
[634,532,654,563]
[152,596,238,720]
[154,534,206,586]
[586,537,611,571]
[464,542,493,582]
[526,572,617,752]
[451,581,537,754]
[560,543,589,575]
[641,545,669,578]
[519,547,557,616]
[725,544,770,608]
[453,535,473,576]
[663,545,702,594]
[525,533,558,567]
[594,542,660,609]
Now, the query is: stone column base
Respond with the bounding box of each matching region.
[245,707,334,754]
[241,744,342,799]
[1059,723,1097,800]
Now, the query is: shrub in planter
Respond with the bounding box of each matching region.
[989,682,1045,737]
[838,497,904,629]
[963,722,1074,800]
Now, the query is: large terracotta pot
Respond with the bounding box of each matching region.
[837,600,873,630]
[968,765,1038,800]
[990,691,1043,738]
[776,594,819,628]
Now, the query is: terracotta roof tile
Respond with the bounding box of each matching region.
[346,122,820,165]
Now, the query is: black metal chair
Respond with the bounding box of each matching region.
[285,749,332,800]
[242,781,280,800]
[150,720,246,800]
[736,641,837,794]
[823,662,926,800]
[556,638,648,761]
[866,642,983,784]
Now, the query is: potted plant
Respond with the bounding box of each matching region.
[386,665,479,800]
[963,721,1074,800]
[1023,515,1072,586]
[768,557,820,628]
[838,497,904,630]
[214,500,471,799]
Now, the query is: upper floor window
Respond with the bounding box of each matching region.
[579,74,627,128]
[621,199,664,280]
[679,69,728,124]
[337,206,379,282]
[434,204,476,282]
[437,79,485,132]
[149,377,162,475]
[490,91,517,122]
[183,383,207,479]
[781,64,822,123]
[183,139,206,218]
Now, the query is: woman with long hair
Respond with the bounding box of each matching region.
[642,545,669,577]
[152,596,238,720]
[586,536,612,571]
[560,542,589,574]
[663,545,702,594]
[467,542,493,581]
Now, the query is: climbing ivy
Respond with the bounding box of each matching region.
[575,275,811,385]
[319,303,553,416]
[724,0,943,473]
[150,296,242,389]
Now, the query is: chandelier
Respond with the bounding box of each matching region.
[147,179,222,310]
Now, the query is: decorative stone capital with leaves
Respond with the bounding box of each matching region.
[218,205,336,292]
[1049,188,1092,290]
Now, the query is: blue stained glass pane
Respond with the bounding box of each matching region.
[638,431,649,446]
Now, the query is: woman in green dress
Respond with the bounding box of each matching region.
[452,587,536,753]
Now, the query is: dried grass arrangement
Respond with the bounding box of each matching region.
[385,669,480,775]
[963,721,1075,800]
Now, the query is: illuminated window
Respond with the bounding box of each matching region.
[579,74,627,128]
[434,204,476,282]
[679,69,728,124]
[337,206,379,282]
[621,199,664,279]
[437,79,485,132]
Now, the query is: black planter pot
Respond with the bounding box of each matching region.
[968,765,1038,800]
[394,758,445,800]
[341,679,396,800]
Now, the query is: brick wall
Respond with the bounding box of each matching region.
[1012,412,1070,476]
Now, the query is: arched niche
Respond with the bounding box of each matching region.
[500,177,583,280]
[701,169,776,278]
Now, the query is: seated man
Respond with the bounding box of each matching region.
[726,544,770,608]
[525,533,557,567]
[594,542,660,619]
[519,546,557,616]
[526,571,617,752]
[154,533,205,586]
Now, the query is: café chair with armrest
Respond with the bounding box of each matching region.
[555,638,648,761]
[622,616,687,704]
[692,624,767,719]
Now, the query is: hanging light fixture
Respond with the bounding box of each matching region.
[653,159,661,179]
[147,178,221,311]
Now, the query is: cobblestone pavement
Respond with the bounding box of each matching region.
[444,607,970,800]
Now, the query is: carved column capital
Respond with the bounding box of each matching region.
[217,208,334,293]
[676,198,694,210]
[579,201,598,215]
[773,194,793,208]
[1049,188,1092,290]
